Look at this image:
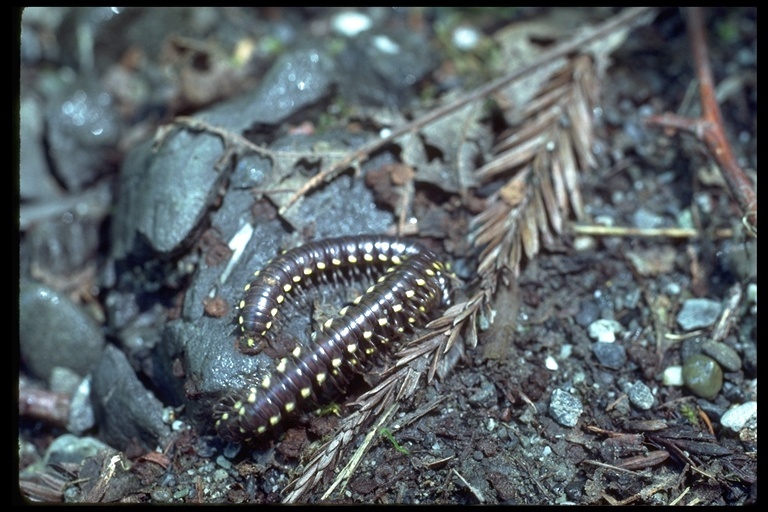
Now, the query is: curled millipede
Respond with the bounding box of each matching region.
[214,237,451,442]
[236,236,424,353]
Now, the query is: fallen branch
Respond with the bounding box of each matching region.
[646,7,756,234]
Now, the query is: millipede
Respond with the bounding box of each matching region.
[214,236,451,443]
[236,235,427,353]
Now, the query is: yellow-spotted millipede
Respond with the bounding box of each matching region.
[213,236,451,443]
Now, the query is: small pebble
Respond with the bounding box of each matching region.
[701,340,742,372]
[588,319,623,342]
[632,208,664,229]
[720,401,757,432]
[151,487,172,502]
[332,11,372,37]
[213,468,229,483]
[625,380,654,410]
[452,25,480,51]
[682,354,723,400]
[592,341,627,369]
[545,356,558,371]
[575,300,600,327]
[549,389,583,428]
[67,377,95,435]
[662,365,684,387]
[676,298,722,331]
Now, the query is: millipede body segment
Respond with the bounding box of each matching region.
[214,236,451,443]
[236,236,424,352]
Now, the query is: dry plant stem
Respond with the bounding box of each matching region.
[646,8,756,232]
[572,224,733,239]
[18,386,71,428]
[280,7,655,215]
[710,283,742,343]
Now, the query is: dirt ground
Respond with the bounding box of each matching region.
[18,7,756,505]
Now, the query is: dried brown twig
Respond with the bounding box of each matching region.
[469,52,600,299]
[18,386,71,429]
[646,7,756,235]
[571,224,734,239]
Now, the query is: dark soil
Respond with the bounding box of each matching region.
[17,7,756,505]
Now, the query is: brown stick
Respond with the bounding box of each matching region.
[19,386,71,428]
[646,8,756,233]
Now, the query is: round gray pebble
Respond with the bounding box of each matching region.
[626,380,655,410]
[702,340,742,372]
[592,341,627,369]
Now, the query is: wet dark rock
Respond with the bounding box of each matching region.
[24,212,102,276]
[20,281,105,379]
[111,131,226,259]
[91,345,171,451]
[336,30,434,108]
[198,47,336,132]
[45,81,123,191]
[161,317,270,425]
[591,341,627,370]
[109,45,340,264]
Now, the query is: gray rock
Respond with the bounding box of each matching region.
[111,131,226,258]
[198,47,336,132]
[45,81,122,192]
[701,340,742,372]
[68,376,96,435]
[91,345,171,451]
[592,341,627,369]
[20,96,62,200]
[676,298,722,331]
[549,389,583,428]
[41,434,115,467]
[720,401,757,432]
[468,376,497,409]
[20,281,105,379]
[625,380,654,410]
